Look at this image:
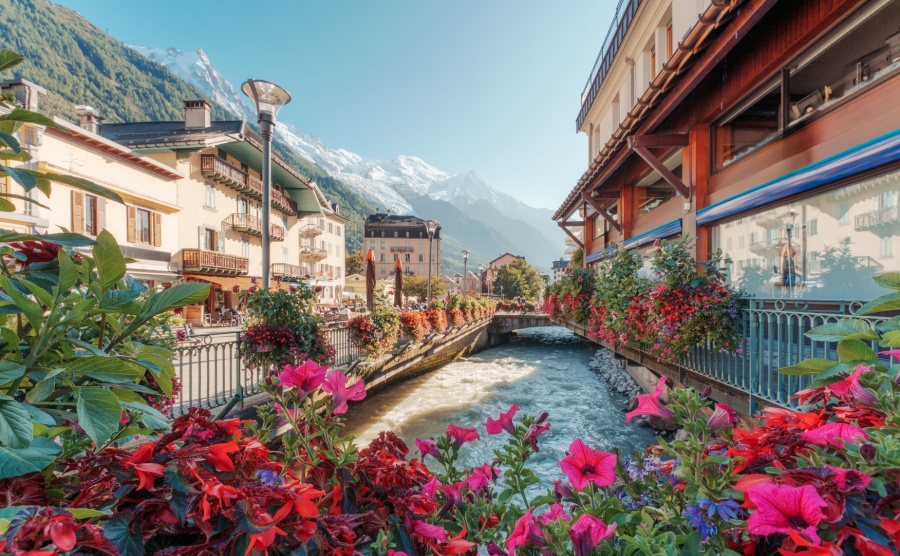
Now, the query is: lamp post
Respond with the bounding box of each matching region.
[241,79,291,290]
[425,220,439,302]
[478,264,485,297]
[461,249,469,297]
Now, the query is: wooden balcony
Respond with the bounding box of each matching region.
[299,246,328,262]
[856,205,900,231]
[202,155,297,215]
[299,222,325,238]
[271,263,304,279]
[223,213,285,241]
[182,248,249,276]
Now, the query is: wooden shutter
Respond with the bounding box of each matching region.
[198,226,206,250]
[97,198,107,232]
[126,206,136,242]
[152,212,162,247]
[71,191,85,234]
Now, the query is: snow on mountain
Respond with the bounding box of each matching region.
[133,44,563,263]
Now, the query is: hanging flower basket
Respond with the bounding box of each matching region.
[256,342,275,353]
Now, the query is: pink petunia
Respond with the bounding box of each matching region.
[825,465,872,492]
[827,364,877,405]
[746,483,827,543]
[569,513,616,556]
[409,519,447,542]
[423,476,442,501]
[559,438,617,491]
[799,422,868,448]
[625,376,674,423]
[321,370,366,414]
[708,403,738,432]
[486,404,520,435]
[278,360,327,397]
[467,463,500,492]
[415,437,440,460]
[446,423,480,448]
[536,503,570,524]
[524,422,551,452]
[505,508,546,553]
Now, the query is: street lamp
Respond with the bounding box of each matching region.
[461,249,469,297]
[425,220,439,302]
[242,79,291,290]
[478,264,485,296]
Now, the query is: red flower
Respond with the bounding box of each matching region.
[559,438,617,491]
[206,441,240,472]
[746,483,828,543]
[800,422,868,448]
[11,240,60,267]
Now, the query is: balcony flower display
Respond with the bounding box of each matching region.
[400,310,432,344]
[425,304,449,334]
[349,299,400,359]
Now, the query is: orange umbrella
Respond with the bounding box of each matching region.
[365,250,376,312]
[394,258,403,307]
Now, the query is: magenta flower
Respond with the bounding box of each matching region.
[825,465,872,491]
[485,404,520,435]
[708,403,738,432]
[625,376,674,423]
[423,476,442,501]
[559,438,617,491]
[409,519,447,542]
[799,422,868,448]
[524,422,551,452]
[321,370,366,414]
[467,463,500,492]
[553,479,575,502]
[446,423,480,448]
[441,480,466,506]
[278,360,327,397]
[746,483,828,543]
[536,503,570,524]
[505,508,546,553]
[827,364,877,405]
[415,437,440,460]
[569,513,616,556]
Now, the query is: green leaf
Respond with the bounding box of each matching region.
[880,330,900,348]
[805,319,878,342]
[56,250,79,296]
[76,387,123,445]
[0,362,25,385]
[0,436,60,479]
[99,289,142,310]
[0,164,38,191]
[0,197,14,212]
[837,339,878,363]
[873,272,900,290]
[103,511,144,556]
[93,230,126,292]
[0,108,65,130]
[63,356,143,384]
[0,49,25,73]
[0,505,36,521]
[778,358,838,376]
[121,401,169,431]
[0,191,49,209]
[140,282,210,318]
[38,172,124,204]
[66,508,111,519]
[859,291,900,315]
[21,403,55,427]
[0,397,32,448]
[0,276,43,331]
[0,131,21,154]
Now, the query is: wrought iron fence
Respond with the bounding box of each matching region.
[171,325,362,416]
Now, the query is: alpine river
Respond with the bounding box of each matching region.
[342,326,658,486]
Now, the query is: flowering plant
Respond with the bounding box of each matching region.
[425,307,449,334]
[349,299,400,359]
[400,311,433,344]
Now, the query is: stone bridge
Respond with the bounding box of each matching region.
[488,312,553,344]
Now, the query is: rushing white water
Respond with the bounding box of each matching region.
[342,327,658,486]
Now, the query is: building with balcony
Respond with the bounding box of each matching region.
[363,213,442,280]
[551,258,570,284]
[484,253,525,295]
[555,0,900,303]
[0,81,184,287]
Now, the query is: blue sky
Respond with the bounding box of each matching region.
[55,1,614,210]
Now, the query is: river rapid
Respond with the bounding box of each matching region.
[342,326,658,488]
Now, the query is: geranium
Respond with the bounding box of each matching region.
[559,438,617,490]
[746,483,828,543]
[625,376,674,423]
[321,370,366,414]
[485,404,519,435]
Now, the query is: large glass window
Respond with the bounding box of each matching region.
[714,81,781,169]
[712,167,900,301]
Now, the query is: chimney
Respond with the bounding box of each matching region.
[1,78,47,112]
[184,100,211,129]
[75,105,104,134]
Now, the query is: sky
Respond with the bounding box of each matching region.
[54,1,615,211]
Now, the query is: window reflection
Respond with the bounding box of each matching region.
[712,168,900,301]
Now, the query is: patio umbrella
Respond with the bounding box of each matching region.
[365,250,376,312]
[394,258,403,307]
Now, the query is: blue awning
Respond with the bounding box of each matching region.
[623,219,682,250]
[697,127,900,226]
[585,245,617,264]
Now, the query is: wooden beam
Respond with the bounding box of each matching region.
[628,134,689,148]
[558,221,585,227]
[633,145,690,199]
[560,225,584,249]
[581,191,622,232]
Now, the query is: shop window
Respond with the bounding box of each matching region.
[711,167,900,301]
[714,80,781,169]
[786,0,900,127]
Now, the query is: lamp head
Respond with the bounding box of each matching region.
[462,249,469,261]
[425,220,439,236]
[241,79,292,122]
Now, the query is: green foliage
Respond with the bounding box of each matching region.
[402,274,446,301]
[345,250,365,276]
[570,247,584,269]
[492,259,545,301]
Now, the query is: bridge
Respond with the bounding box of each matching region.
[489,312,553,337]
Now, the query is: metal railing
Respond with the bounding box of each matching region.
[172,325,363,416]
[855,205,900,230]
[182,248,250,275]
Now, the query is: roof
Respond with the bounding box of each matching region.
[101,120,244,148]
[489,253,525,264]
[365,214,430,227]
[552,259,570,270]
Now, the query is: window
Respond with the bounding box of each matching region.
[419,265,424,274]
[380,265,386,275]
[711,167,900,301]
[379,253,385,262]
[405,254,411,262]
[592,214,607,239]
[405,231,409,238]
[419,242,424,250]
[393,254,399,261]
[238,196,248,214]
[242,237,250,258]
[337,226,342,237]
[369,241,375,250]
[84,194,98,235]
[418,254,424,262]
[328,222,333,233]
[714,80,781,169]
[204,182,216,208]
[282,216,288,229]
[206,228,217,251]
[394,231,398,237]
[136,209,151,243]
[380,241,386,249]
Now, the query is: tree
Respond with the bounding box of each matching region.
[345,250,365,276]
[571,248,584,269]
[493,259,545,300]
[401,274,447,301]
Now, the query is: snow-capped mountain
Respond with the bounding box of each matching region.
[131,46,563,269]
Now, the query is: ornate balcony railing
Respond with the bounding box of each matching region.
[855,205,900,230]
[271,263,304,280]
[202,155,297,215]
[223,213,285,241]
[182,248,249,275]
[299,222,325,238]
[299,246,327,262]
